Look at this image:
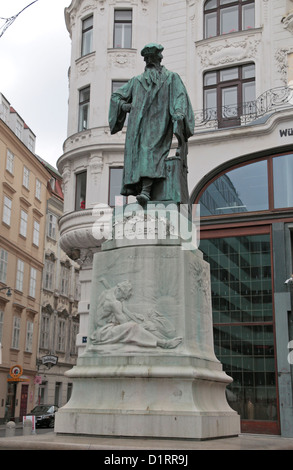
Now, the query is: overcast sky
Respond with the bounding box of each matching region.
[0,0,71,169]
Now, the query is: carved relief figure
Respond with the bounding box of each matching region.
[90,280,182,349]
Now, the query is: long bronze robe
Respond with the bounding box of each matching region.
[109,66,194,196]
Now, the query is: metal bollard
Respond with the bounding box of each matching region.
[23,419,32,436]
[5,421,16,437]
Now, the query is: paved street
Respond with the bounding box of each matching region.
[1,431,293,451]
[0,425,53,439]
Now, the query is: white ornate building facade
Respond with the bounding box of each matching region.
[58,0,293,436]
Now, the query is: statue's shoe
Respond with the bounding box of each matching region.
[136,192,150,206]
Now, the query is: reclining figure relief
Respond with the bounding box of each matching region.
[90,280,182,349]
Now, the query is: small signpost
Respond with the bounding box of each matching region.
[23,415,36,434]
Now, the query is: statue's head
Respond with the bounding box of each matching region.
[115,281,132,300]
[141,43,164,66]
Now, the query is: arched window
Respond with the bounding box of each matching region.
[204,0,255,39]
[197,153,293,216]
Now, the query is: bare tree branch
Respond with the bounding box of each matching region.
[0,0,39,38]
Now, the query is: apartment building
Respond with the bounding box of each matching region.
[0,94,50,423]
[57,0,293,436]
[36,159,80,408]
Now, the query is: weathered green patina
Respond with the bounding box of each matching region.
[109,43,195,205]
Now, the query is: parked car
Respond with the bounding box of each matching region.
[27,405,58,428]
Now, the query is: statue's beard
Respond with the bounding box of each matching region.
[144,65,161,86]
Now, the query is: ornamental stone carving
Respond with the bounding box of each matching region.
[77,248,95,266]
[58,209,108,256]
[197,36,261,67]
[275,47,293,84]
[61,164,71,195]
[98,0,106,14]
[81,4,95,15]
[282,12,293,34]
[89,154,103,185]
[107,50,136,68]
[76,53,95,75]
[141,0,149,14]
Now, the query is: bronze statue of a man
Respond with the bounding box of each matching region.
[109,43,194,206]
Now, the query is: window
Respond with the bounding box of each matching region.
[25,321,34,352]
[33,220,40,247]
[16,120,22,139]
[57,319,66,351]
[0,249,8,283]
[20,210,28,237]
[199,160,268,216]
[273,154,293,208]
[109,167,126,206]
[23,166,30,189]
[71,322,79,355]
[0,310,3,344]
[54,382,62,407]
[204,0,255,39]
[2,102,9,123]
[40,313,50,349]
[75,171,87,211]
[44,259,54,291]
[200,233,277,425]
[47,213,57,239]
[35,179,41,200]
[112,81,129,126]
[67,383,73,402]
[3,196,12,226]
[114,10,132,48]
[6,150,14,174]
[74,270,81,301]
[81,15,93,56]
[112,80,128,93]
[78,86,90,132]
[50,177,56,191]
[29,267,37,298]
[203,63,255,128]
[12,316,21,349]
[197,153,293,216]
[28,135,35,152]
[60,264,70,296]
[16,259,24,292]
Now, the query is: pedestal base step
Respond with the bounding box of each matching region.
[55,409,240,440]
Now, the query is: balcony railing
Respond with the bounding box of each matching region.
[194,86,293,130]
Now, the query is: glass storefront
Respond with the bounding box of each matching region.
[194,152,293,434]
[200,233,278,429]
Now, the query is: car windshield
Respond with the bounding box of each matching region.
[31,405,53,413]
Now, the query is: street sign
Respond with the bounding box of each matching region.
[41,354,58,366]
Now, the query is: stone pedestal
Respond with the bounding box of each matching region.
[55,210,240,439]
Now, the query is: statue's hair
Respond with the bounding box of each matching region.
[116,280,132,296]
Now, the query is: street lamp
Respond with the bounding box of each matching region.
[0,286,12,297]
